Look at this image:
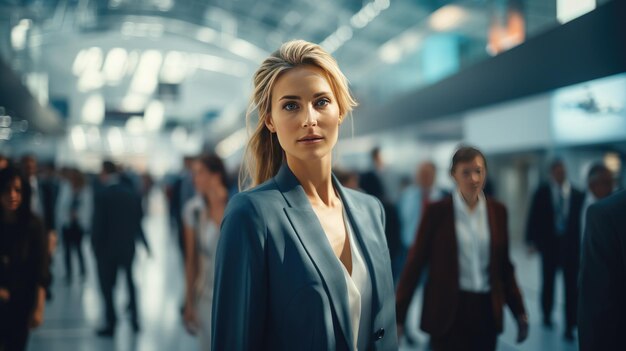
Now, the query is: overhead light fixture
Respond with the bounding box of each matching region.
[87,126,101,144]
[72,49,87,76]
[0,114,11,128]
[109,0,122,8]
[76,47,105,92]
[121,21,163,38]
[324,0,391,53]
[196,54,247,77]
[121,93,148,112]
[103,48,128,84]
[196,27,218,43]
[71,126,87,151]
[0,128,11,141]
[429,5,467,32]
[125,116,145,135]
[107,127,125,155]
[336,26,353,41]
[378,28,424,64]
[144,100,165,131]
[73,47,102,77]
[170,126,188,146]
[155,0,174,12]
[604,152,620,174]
[11,19,31,50]
[160,51,187,84]
[82,94,105,125]
[78,70,104,92]
[378,43,402,64]
[130,50,163,94]
[557,0,595,24]
[228,38,267,63]
[126,50,140,76]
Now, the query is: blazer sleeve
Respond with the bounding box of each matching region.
[578,202,624,351]
[500,206,526,318]
[211,194,268,350]
[395,203,437,325]
[525,187,541,246]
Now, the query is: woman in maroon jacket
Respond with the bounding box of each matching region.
[395,146,528,351]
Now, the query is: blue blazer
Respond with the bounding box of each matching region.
[211,164,398,351]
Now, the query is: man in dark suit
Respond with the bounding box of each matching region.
[526,160,584,340]
[578,190,625,350]
[92,161,143,336]
[359,147,401,275]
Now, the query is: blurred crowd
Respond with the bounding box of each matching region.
[0,146,622,351]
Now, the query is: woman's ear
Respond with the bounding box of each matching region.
[265,117,276,133]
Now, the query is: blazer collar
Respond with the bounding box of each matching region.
[333,178,387,324]
[274,163,387,348]
[274,163,355,349]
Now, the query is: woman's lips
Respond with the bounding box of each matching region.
[297,135,324,144]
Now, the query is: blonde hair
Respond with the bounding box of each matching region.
[240,39,357,189]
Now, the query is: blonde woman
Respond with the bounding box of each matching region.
[211,40,398,350]
[182,154,229,350]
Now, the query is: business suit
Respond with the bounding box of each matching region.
[396,196,526,349]
[211,164,398,351]
[578,190,626,351]
[526,183,584,329]
[359,170,402,280]
[91,177,144,329]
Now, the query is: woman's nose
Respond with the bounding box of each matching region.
[302,106,318,127]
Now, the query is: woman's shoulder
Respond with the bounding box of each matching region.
[429,196,453,212]
[225,181,282,216]
[485,196,506,212]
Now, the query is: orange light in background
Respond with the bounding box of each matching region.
[487,7,525,56]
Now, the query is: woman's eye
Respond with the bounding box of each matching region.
[316,98,330,107]
[283,102,298,111]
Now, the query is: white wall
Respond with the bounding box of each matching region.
[464,93,553,153]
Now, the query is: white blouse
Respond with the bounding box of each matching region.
[183,195,220,298]
[453,190,491,293]
[338,205,372,351]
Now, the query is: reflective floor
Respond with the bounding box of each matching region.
[28,189,578,351]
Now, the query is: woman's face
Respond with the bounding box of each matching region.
[1,177,23,212]
[452,156,486,201]
[266,65,341,164]
[192,161,220,194]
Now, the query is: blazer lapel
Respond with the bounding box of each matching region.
[444,197,460,288]
[485,198,499,280]
[275,164,355,349]
[333,179,386,321]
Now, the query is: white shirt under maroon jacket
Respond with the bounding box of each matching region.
[453,190,491,293]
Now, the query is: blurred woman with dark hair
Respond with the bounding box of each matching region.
[0,166,49,351]
[396,146,528,351]
[181,154,229,350]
